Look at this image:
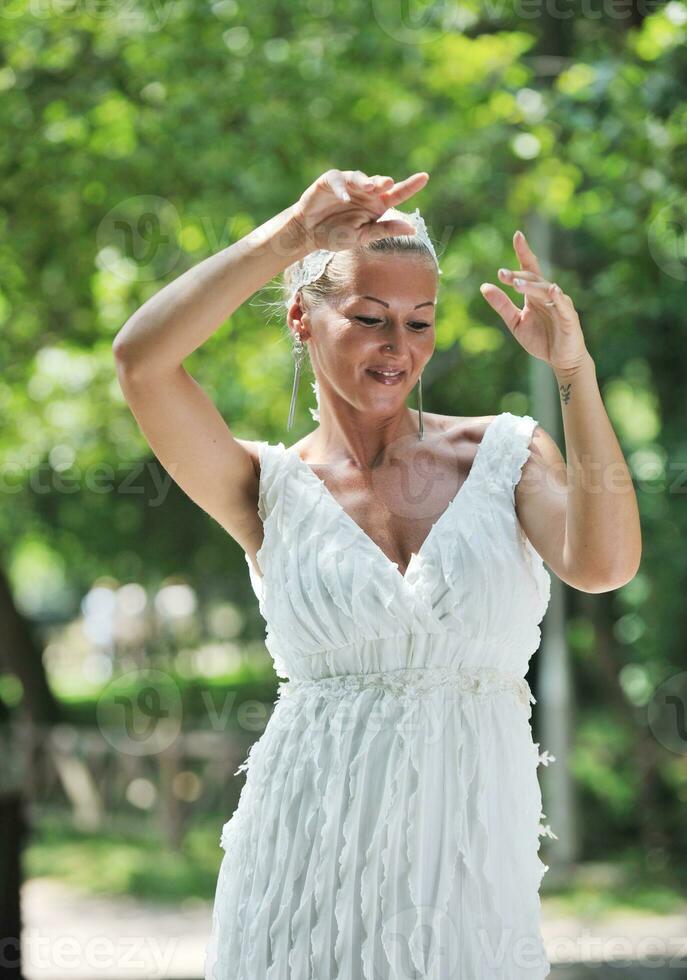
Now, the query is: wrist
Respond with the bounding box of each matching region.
[283,201,316,256]
[243,203,312,270]
[552,349,595,380]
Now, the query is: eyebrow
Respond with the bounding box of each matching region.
[359,295,435,310]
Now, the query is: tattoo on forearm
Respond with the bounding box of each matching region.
[559,382,572,405]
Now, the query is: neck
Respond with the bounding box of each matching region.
[302,398,421,469]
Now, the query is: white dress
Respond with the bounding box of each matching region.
[204,410,556,980]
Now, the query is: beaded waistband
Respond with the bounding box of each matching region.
[277,665,535,708]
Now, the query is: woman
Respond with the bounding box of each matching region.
[113,169,641,978]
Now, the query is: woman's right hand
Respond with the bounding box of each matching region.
[290,169,430,252]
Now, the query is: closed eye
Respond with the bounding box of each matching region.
[356,316,432,331]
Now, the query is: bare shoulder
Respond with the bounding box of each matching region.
[442,410,557,462]
[425,411,500,448]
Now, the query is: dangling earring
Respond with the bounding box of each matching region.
[417,372,424,441]
[287,331,306,431]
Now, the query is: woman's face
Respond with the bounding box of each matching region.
[292,253,437,419]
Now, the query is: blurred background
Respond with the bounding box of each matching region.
[2,0,687,976]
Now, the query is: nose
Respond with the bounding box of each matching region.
[380,320,411,355]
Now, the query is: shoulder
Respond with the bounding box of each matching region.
[441,411,561,482]
[445,410,556,455]
[495,413,562,479]
[423,411,499,445]
[504,414,562,474]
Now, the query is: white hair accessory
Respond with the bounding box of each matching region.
[286,205,442,308]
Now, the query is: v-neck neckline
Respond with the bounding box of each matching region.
[281,413,504,587]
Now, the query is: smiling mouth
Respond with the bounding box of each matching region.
[365,368,406,385]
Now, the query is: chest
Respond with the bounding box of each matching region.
[305,461,471,577]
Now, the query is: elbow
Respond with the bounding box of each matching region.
[573,557,642,594]
[112,326,153,382]
[112,326,136,365]
[112,311,150,371]
[112,339,181,385]
[112,317,182,382]
[112,338,154,388]
[112,338,139,382]
[563,531,642,593]
[606,543,643,591]
[112,337,129,366]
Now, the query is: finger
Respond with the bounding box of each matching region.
[339,172,397,205]
[513,278,562,305]
[325,171,351,203]
[345,170,378,193]
[513,229,543,276]
[498,268,544,284]
[379,172,429,208]
[365,175,396,196]
[363,219,417,243]
[479,282,522,332]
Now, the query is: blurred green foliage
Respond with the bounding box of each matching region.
[59,664,281,729]
[26,813,226,902]
[25,814,687,910]
[2,0,686,879]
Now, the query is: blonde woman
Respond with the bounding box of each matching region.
[113,169,641,978]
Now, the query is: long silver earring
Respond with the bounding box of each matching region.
[417,372,424,441]
[287,332,306,431]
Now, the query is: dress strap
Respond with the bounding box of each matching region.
[481,412,540,494]
[504,413,540,491]
[256,440,285,523]
[244,440,286,599]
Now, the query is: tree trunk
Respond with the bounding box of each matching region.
[0,565,63,978]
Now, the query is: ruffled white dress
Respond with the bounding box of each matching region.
[204,411,556,980]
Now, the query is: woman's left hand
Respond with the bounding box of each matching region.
[479,230,589,373]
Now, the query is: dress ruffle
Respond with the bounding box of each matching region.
[207,675,552,979]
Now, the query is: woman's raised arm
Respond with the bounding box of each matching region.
[111,169,428,556]
[111,203,310,556]
[112,204,308,376]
